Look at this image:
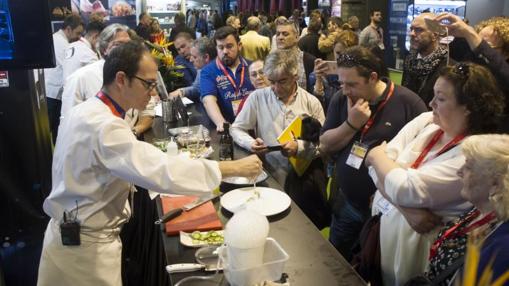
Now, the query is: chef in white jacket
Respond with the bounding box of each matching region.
[62,20,104,81]
[61,23,154,138]
[37,41,262,286]
[44,14,84,143]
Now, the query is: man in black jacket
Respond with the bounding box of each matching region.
[402,13,448,106]
[299,17,326,60]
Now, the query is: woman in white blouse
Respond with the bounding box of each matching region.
[364,62,505,286]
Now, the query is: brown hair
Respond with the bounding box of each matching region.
[438,62,505,134]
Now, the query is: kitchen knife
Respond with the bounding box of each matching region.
[155,193,221,225]
[165,263,221,273]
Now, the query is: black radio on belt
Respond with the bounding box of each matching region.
[60,206,81,246]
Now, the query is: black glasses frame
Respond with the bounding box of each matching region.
[133,75,158,91]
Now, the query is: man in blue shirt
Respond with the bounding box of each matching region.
[200,26,255,131]
[174,32,197,87]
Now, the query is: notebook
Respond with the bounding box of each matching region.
[277,116,311,176]
[160,195,223,236]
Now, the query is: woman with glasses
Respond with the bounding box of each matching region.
[364,63,505,285]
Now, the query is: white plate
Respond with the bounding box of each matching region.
[180,230,224,248]
[220,187,291,216]
[221,170,268,185]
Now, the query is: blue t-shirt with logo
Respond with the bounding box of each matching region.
[199,57,254,123]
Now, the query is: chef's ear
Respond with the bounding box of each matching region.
[115,71,129,88]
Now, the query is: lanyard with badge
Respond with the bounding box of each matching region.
[410,129,465,169]
[216,58,245,115]
[346,82,394,170]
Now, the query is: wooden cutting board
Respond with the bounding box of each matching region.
[160,196,223,236]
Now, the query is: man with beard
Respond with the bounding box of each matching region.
[359,9,385,51]
[402,13,449,106]
[200,26,255,131]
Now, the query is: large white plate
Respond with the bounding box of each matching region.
[220,187,291,216]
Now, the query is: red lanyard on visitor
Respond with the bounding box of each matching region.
[216,58,245,96]
[96,91,124,118]
[429,211,497,260]
[410,130,465,169]
[359,82,394,142]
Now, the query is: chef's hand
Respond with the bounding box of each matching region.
[399,206,442,234]
[281,140,298,157]
[236,155,263,179]
[251,138,268,154]
[347,97,371,130]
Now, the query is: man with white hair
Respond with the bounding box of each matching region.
[60,24,155,138]
[231,50,324,184]
[240,16,271,61]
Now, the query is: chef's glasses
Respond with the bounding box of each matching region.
[133,75,158,92]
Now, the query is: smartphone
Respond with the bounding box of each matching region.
[424,18,447,36]
[325,60,338,75]
[266,145,283,152]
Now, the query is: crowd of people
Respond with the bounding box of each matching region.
[39,7,509,286]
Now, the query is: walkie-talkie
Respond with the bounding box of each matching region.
[60,202,80,246]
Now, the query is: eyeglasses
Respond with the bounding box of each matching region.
[249,70,265,77]
[133,75,158,91]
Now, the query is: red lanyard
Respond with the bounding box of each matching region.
[429,210,497,260]
[360,82,394,141]
[216,58,245,96]
[410,130,465,169]
[96,91,124,118]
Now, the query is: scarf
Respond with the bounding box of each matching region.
[403,46,448,88]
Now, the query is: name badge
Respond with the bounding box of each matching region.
[345,141,368,170]
[231,99,242,116]
[375,196,394,216]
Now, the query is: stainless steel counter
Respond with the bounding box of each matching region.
[147,105,366,286]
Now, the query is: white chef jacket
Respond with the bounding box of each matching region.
[60,59,156,126]
[44,30,69,100]
[368,112,471,286]
[62,37,99,82]
[38,96,221,286]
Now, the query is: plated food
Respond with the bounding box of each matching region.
[220,187,291,216]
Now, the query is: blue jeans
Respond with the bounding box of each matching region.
[329,201,370,261]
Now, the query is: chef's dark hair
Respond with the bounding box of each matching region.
[103,41,148,86]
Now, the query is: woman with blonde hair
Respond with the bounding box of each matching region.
[406,134,509,285]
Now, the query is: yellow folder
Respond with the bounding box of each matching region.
[277,116,311,176]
